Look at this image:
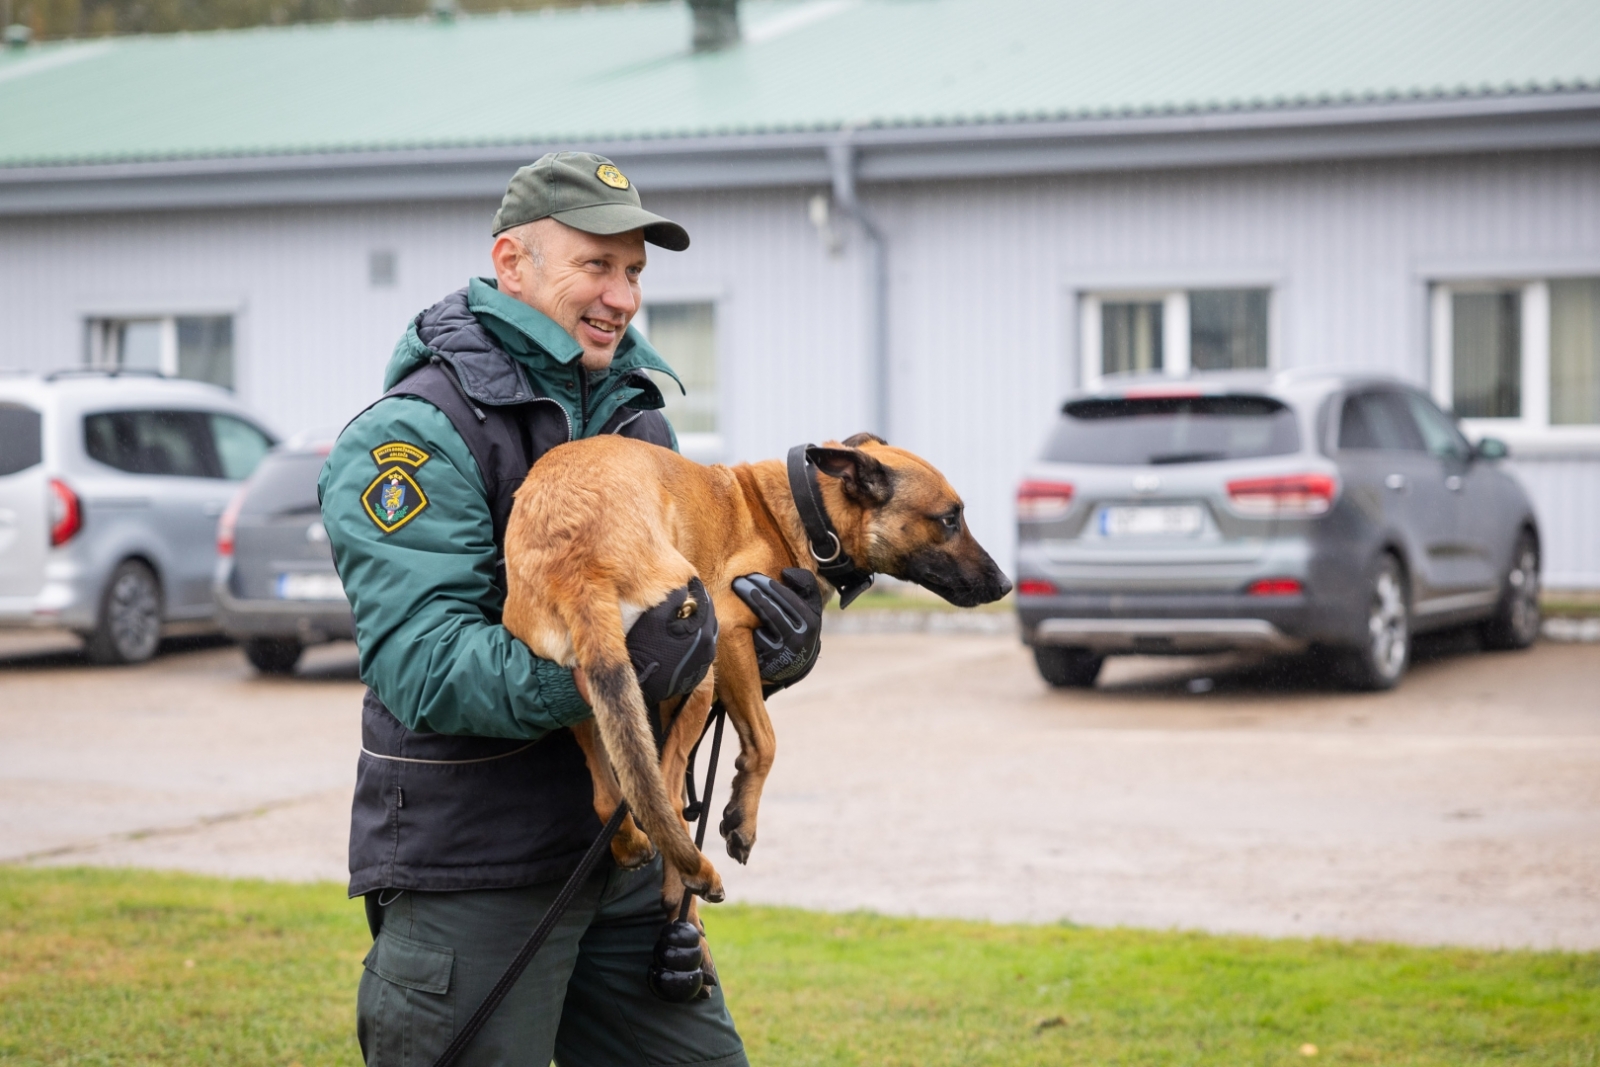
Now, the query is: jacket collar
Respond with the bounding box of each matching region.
[466,277,682,394]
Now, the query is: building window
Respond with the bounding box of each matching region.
[1431,278,1600,432]
[1081,288,1270,388]
[1101,300,1164,375]
[637,302,719,458]
[1190,289,1269,372]
[85,315,235,390]
[1450,288,1522,418]
[1550,279,1600,426]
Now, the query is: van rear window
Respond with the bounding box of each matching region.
[1043,395,1301,466]
[0,404,43,476]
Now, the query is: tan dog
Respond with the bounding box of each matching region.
[501,433,1012,913]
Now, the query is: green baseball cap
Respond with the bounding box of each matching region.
[491,152,690,251]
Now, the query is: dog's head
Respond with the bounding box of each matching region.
[807,433,1012,608]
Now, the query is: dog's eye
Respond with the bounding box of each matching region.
[940,512,961,534]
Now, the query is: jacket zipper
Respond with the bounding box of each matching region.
[577,368,591,437]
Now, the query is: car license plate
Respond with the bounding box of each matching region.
[1099,505,1205,538]
[276,572,346,601]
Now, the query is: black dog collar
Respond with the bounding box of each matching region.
[786,444,875,609]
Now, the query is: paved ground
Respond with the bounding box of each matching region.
[2,626,1597,950]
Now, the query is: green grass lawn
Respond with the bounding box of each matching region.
[2,867,1596,1066]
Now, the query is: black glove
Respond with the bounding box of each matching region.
[732,568,823,695]
[626,577,719,708]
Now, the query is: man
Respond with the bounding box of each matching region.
[319,152,822,1067]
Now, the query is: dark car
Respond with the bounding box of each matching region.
[1015,371,1542,691]
[213,433,352,673]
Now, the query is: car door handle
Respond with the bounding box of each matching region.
[1445,475,1463,492]
[1384,474,1406,491]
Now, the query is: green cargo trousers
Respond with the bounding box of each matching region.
[356,855,748,1067]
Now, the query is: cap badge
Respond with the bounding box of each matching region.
[596,164,630,190]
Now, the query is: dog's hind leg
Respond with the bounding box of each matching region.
[656,669,717,916]
[564,585,724,903]
[572,720,656,870]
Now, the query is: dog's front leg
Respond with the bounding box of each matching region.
[572,720,656,869]
[712,632,776,865]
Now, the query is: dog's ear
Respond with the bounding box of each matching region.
[842,432,887,448]
[806,445,893,506]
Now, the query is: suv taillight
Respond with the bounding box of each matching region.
[1017,480,1075,521]
[217,489,246,556]
[1226,474,1339,517]
[48,479,81,546]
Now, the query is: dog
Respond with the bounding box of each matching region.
[500,433,1012,916]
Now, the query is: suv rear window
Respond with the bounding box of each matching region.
[0,404,43,476]
[1044,395,1301,466]
[84,410,273,480]
[240,452,326,516]
[86,411,215,477]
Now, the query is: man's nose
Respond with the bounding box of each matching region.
[599,272,638,316]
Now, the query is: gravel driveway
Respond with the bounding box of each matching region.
[2,627,1596,950]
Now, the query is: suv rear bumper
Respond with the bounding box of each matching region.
[0,576,99,631]
[213,581,354,642]
[1032,616,1304,653]
[1016,589,1359,653]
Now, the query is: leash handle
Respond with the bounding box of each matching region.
[430,801,631,1067]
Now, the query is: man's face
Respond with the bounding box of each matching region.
[495,220,646,371]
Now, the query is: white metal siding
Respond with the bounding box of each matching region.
[2,149,1598,585]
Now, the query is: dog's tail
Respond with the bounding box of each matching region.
[561,583,717,899]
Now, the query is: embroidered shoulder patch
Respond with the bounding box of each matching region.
[372,441,431,468]
[363,467,428,534]
[362,443,431,534]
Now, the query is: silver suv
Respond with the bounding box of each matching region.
[0,371,275,663]
[1015,371,1541,690]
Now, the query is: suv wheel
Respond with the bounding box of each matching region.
[1340,554,1409,691]
[1481,532,1541,650]
[243,637,304,675]
[1034,646,1104,689]
[84,560,163,665]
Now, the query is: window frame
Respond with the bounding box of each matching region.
[634,294,724,462]
[1428,272,1600,447]
[1077,284,1275,392]
[80,301,243,393]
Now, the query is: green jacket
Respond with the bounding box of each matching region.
[318,278,681,740]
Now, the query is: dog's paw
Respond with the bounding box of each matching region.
[724,828,754,865]
[679,857,726,905]
[609,819,657,870]
[719,806,755,865]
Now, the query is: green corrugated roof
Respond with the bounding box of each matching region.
[1,0,1597,167]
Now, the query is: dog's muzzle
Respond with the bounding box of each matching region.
[627,577,719,708]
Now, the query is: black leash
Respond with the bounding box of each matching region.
[786,444,875,608]
[430,698,729,1067]
[428,800,631,1067]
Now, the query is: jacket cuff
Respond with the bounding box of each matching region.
[536,663,593,730]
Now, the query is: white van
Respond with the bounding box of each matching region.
[0,371,276,663]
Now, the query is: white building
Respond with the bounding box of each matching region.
[2,0,1599,584]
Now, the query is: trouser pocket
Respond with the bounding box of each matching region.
[358,930,456,1066]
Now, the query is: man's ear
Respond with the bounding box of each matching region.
[806,445,893,505]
